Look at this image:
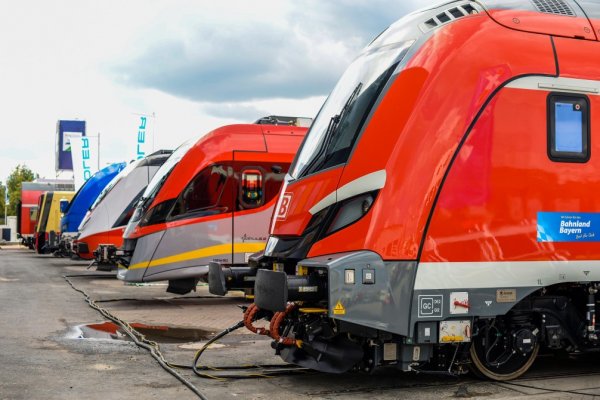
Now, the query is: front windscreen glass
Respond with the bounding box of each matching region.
[290,40,413,179]
[128,139,194,224]
[140,139,194,205]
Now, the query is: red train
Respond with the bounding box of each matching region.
[212,0,600,380]
[17,180,74,249]
[119,118,307,294]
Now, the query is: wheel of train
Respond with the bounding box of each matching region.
[469,317,540,381]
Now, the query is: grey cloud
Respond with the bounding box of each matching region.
[114,1,423,104]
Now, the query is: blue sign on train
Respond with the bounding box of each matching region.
[537,212,600,242]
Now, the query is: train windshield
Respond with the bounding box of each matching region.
[291,40,413,179]
[143,140,194,203]
[128,139,195,224]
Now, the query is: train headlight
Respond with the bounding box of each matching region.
[326,192,376,235]
[361,197,373,214]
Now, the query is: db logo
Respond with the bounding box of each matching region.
[277,193,293,220]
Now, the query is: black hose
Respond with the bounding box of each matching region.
[190,320,309,379]
[495,381,597,397]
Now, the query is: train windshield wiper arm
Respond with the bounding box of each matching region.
[302,82,363,176]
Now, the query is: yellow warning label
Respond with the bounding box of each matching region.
[333,300,346,315]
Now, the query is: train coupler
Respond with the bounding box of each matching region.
[208,262,256,296]
[94,244,120,271]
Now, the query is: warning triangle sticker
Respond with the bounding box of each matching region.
[333,300,346,315]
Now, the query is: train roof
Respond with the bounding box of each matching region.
[22,181,75,192]
[402,1,600,43]
[147,123,307,208]
[477,0,600,39]
[137,150,173,167]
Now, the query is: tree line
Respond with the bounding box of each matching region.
[0,165,37,225]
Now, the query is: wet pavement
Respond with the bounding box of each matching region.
[3,247,600,399]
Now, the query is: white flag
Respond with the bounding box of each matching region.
[69,134,100,190]
[133,114,154,160]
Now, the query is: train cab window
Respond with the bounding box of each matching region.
[548,94,590,163]
[169,165,234,219]
[234,163,289,211]
[30,207,38,221]
[239,169,263,209]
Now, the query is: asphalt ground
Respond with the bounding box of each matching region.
[3,247,600,399]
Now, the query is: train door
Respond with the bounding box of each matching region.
[35,193,53,253]
[16,200,21,237]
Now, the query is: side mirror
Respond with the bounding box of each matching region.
[59,199,70,213]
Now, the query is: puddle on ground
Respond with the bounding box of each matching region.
[178,342,226,350]
[68,321,212,343]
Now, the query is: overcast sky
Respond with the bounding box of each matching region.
[0,0,429,183]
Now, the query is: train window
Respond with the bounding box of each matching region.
[233,163,289,211]
[239,169,263,209]
[548,94,590,163]
[263,165,288,204]
[139,198,175,226]
[30,207,38,221]
[169,164,234,219]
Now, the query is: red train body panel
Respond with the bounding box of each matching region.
[20,189,42,238]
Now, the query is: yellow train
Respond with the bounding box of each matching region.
[35,191,74,254]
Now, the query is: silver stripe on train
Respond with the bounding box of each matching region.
[415,260,600,290]
[506,76,600,95]
[309,169,387,215]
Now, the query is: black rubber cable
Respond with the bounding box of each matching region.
[495,380,597,397]
[63,274,209,400]
[189,320,310,379]
[65,273,307,380]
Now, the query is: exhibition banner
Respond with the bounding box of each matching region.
[68,134,99,191]
[133,114,154,160]
[56,120,86,171]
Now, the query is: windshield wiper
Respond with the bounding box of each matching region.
[303,82,363,176]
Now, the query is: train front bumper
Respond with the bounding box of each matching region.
[254,251,418,337]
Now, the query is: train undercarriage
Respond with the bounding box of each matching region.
[216,258,600,380]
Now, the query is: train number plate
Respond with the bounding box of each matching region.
[418,295,443,318]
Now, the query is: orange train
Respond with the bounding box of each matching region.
[212,0,600,380]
